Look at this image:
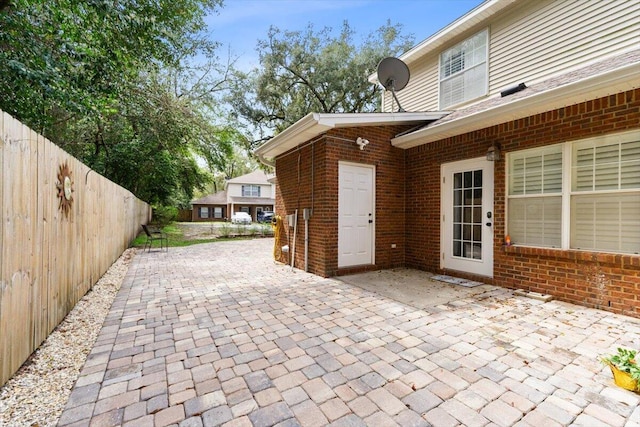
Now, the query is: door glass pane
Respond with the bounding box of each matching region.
[452,169,483,260]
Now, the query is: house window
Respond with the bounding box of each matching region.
[199,207,209,218]
[570,136,640,252]
[507,145,563,248]
[240,207,250,214]
[242,185,260,197]
[507,131,640,254]
[213,207,223,219]
[439,29,488,109]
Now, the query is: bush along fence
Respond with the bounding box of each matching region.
[0,110,151,386]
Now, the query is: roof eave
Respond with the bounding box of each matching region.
[391,62,640,149]
[254,111,449,161]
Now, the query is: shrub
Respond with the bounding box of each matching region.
[151,205,178,227]
[219,222,231,238]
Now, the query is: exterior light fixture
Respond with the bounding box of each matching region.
[487,143,501,161]
[356,137,370,150]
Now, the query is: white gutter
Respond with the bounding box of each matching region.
[392,61,640,149]
[254,111,449,164]
[256,152,275,167]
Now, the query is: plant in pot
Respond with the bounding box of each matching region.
[600,347,640,392]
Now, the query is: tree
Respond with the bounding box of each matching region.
[55,67,236,206]
[229,21,414,150]
[0,0,242,205]
[0,0,221,133]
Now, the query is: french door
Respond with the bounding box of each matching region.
[441,158,494,277]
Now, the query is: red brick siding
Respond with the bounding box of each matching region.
[275,138,330,275]
[191,204,227,222]
[275,125,411,277]
[405,88,640,316]
[274,89,640,316]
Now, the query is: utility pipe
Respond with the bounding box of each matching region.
[303,209,311,272]
[290,209,298,270]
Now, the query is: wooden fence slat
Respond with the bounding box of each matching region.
[0,110,151,386]
[0,113,4,381]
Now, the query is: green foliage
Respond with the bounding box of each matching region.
[601,347,640,383]
[132,224,218,248]
[0,0,220,131]
[0,0,242,206]
[218,222,232,238]
[229,20,414,150]
[151,205,179,227]
[234,224,247,235]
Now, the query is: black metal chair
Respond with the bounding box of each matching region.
[141,224,168,252]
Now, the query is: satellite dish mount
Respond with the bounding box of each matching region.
[377,57,410,112]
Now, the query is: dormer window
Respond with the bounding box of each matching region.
[439,29,488,109]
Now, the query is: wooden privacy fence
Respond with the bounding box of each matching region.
[0,111,151,386]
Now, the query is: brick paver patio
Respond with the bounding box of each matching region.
[59,238,640,426]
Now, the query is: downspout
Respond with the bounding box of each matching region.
[290,209,298,270]
[303,208,312,272]
[257,152,275,168]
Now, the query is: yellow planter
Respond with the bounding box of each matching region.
[608,364,639,392]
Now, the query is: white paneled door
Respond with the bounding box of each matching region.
[338,162,375,268]
[442,158,494,277]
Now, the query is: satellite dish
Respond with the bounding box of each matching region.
[377,57,410,112]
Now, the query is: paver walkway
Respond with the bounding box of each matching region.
[59,238,640,427]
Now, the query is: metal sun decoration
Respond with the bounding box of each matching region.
[56,161,74,218]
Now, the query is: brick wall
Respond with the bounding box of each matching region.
[274,89,640,316]
[406,88,640,317]
[191,204,227,222]
[275,125,410,277]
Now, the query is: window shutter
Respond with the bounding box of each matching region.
[573,138,640,191]
[571,193,640,253]
[621,140,640,189]
[571,136,640,254]
[508,197,561,247]
[509,147,562,196]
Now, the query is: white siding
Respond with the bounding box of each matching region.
[383,55,440,113]
[489,0,640,92]
[260,184,274,198]
[387,0,640,113]
[227,182,274,199]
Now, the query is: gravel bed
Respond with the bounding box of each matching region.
[0,248,136,427]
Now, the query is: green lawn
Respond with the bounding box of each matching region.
[132,224,217,249]
[132,223,273,249]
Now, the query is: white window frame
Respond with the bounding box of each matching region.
[199,207,209,218]
[242,185,260,197]
[506,144,564,248]
[506,130,640,254]
[213,207,223,219]
[438,28,489,109]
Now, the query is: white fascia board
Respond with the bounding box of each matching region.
[392,61,640,149]
[369,0,514,84]
[254,112,448,160]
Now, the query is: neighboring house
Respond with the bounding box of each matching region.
[191,170,275,222]
[191,191,228,222]
[255,0,640,317]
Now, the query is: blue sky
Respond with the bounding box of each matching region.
[206,0,485,70]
